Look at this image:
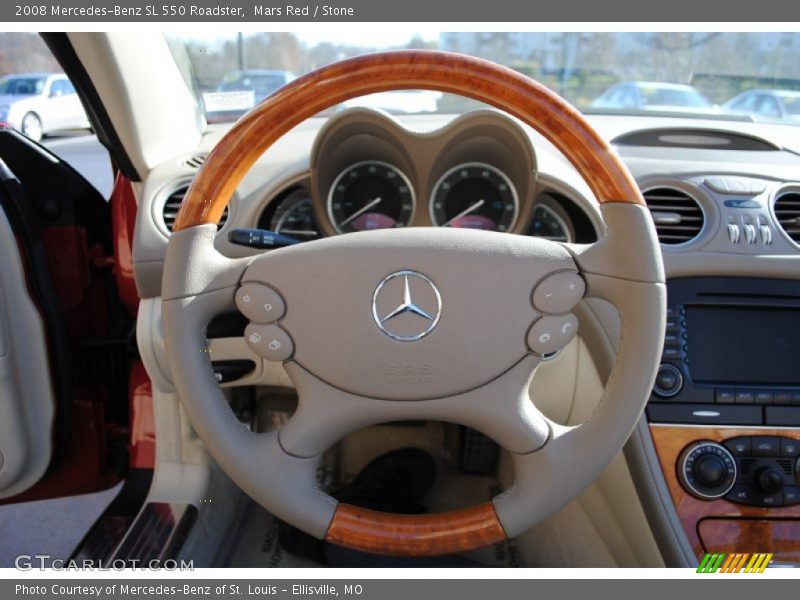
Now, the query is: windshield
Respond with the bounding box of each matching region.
[0,76,45,95]
[169,32,800,125]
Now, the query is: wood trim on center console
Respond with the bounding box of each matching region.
[650,425,800,562]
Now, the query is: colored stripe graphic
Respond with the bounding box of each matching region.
[698,553,772,573]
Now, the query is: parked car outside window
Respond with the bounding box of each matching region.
[0,73,90,141]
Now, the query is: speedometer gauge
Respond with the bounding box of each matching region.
[328,161,415,233]
[430,163,518,231]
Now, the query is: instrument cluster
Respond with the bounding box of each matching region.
[259,109,593,245]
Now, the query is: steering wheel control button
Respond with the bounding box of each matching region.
[236,284,286,323]
[244,324,294,361]
[653,363,683,398]
[678,441,737,500]
[532,271,585,314]
[527,313,578,356]
[372,271,442,342]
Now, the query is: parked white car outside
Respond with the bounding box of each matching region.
[0,73,90,141]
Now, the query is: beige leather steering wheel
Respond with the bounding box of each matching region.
[161,50,665,557]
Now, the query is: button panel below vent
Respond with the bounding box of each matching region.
[642,187,705,245]
[162,183,228,232]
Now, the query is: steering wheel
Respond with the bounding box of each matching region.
[162,51,665,557]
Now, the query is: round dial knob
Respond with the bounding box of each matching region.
[755,467,784,494]
[693,454,726,487]
[653,363,683,398]
[678,441,737,500]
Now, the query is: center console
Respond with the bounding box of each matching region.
[646,277,800,565]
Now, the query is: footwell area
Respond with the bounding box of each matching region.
[226,503,321,568]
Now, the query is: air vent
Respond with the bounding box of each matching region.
[774,192,800,244]
[778,458,795,477]
[642,187,705,245]
[739,458,756,476]
[183,153,207,169]
[161,183,228,233]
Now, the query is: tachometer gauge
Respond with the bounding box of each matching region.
[328,161,415,233]
[527,196,574,242]
[430,163,518,231]
[270,190,320,240]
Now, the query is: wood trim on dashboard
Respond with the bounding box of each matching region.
[325,501,507,557]
[650,425,800,562]
[174,50,643,231]
[697,520,800,565]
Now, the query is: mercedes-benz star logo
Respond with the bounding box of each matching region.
[372,271,442,341]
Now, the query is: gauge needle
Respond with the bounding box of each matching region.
[338,197,382,228]
[442,199,485,227]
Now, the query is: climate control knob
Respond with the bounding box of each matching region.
[694,454,727,486]
[755,467,784,495]
[678,441,737,500]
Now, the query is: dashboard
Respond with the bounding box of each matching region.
[133,107,800,301]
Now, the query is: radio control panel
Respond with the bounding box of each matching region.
[646,278,800,427]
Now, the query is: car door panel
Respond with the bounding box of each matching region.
[0,130,131,504]
[0,195,56,498]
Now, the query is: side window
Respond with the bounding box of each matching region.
[0,34,112,198]
[49,79,67,97]
[756,95,781,118]
[619,86,637,108]
[735,94,758,111]
[605,86,625,105]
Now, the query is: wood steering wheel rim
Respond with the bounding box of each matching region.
[173,50,644,557]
